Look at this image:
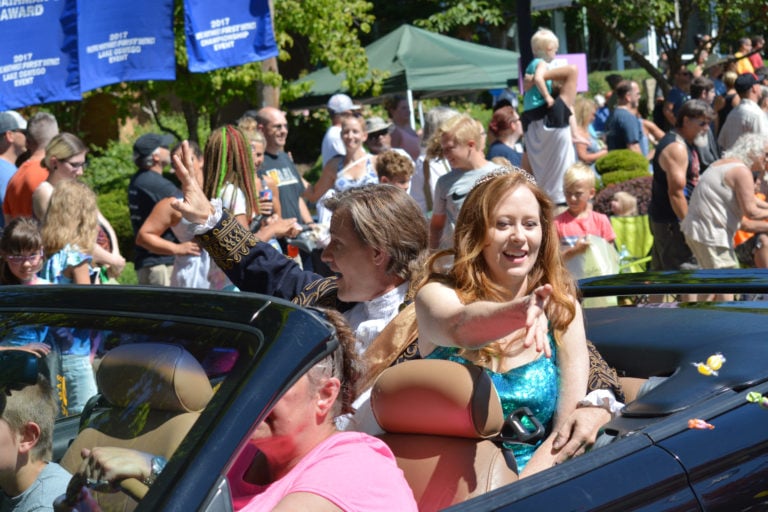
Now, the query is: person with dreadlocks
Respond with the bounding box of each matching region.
[136,126,296,289]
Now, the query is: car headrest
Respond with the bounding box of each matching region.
[371,359,504,439]
[97,343,213,413]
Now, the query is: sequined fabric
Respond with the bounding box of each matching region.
[425,336,558,471]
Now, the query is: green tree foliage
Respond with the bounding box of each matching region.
[276,0,374,92]
[574,0,768,93]
[414,1,504,34]
[415,0,768,92]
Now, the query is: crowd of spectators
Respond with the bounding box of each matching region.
[1,28,767,512]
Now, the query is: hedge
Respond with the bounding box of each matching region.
[594,175,653,216]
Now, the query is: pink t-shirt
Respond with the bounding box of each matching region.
[554,209,616,243]
[229,431,417,511]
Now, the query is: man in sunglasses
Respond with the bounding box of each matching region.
[364,117,395,155]
[0,111,28,229]
[649,99,715,271]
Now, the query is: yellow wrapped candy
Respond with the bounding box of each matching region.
[706,353,726,371]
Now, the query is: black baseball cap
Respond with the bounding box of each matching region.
[734,73,758,93]
[133,133,175,162]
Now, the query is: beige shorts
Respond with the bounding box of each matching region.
[685,239,739,269]
[137,264,174,286]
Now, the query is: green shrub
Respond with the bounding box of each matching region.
[97,189,134,263]
[84,139,136,264]
[84,139,134,193]
[303,155,324,185]
[116,262,137,285]
[600,168,651,187]
[595,149,650,176]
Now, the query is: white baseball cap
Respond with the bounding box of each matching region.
[327,94,360,114]
[0,111,27,133]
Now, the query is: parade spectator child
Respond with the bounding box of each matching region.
[39,180,100,415]
[0,217,48,286]
[554,163,616,261]
[40,180,98,285]
[375,150,414,192]
[610,191,639,217]
[520,30,579,206]
[0,218,51,359]
[0,376,71,512]
[524,28,560,112]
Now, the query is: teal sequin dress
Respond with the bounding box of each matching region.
[425,334,559,471]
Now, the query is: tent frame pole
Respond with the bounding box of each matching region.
[407,89,416,130]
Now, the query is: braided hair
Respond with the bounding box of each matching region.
[202,125,259,218]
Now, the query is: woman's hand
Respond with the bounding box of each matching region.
[171,141,215,224]
[106,255,126,278]
[523,284,553,358]
[0,343,51,357]
[77,447,153,486]
[552,406,612,462]
[256,216,301,240]
[174,241,202,257]
[258,197,274,217]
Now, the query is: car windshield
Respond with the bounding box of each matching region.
[0,313,255,419]
[0,286,336,511]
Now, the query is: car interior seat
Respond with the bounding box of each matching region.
[59,342,214,512]
[371,359,518,512]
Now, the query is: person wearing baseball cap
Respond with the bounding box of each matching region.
[128,132,179,286]
[0,110,28,227]
[718,73,768,151]
[321,94,361,166]
[132,133,175,166]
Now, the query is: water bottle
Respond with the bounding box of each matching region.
[618,244,631,272]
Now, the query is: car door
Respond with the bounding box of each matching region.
[449,430,701,511]
[656,382,768,511]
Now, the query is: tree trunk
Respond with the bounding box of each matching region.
[182,101,200,145]
[259,0,280,107]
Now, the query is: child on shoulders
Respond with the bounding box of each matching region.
[524,28,560,112]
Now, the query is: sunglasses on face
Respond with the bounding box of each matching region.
[4,251,43,264]
[64,159,88,169]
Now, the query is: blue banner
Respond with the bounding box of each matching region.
[184,0,278,73]
[0,0,80,110]
[77,0,175,93]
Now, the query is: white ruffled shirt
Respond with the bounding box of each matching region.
[343,281,410,356]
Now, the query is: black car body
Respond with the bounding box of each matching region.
[3,270,768,511]
[453,269,768,511]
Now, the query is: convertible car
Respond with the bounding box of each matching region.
[2,270,767,511]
